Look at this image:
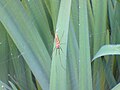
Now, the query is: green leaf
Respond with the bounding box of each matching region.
[92,45,120,60]
[70,0,79,41]
[25,0,54,55]
[8,36,36,90]
[0,22,9,84]
[50,0,72,90]
[49,0,60,29]
[91,0,107,89]
[79,0,92,90]
[0,0,51,89]
[0,81,12,90]
[112,83,120,90]
[9,81,18,90]
[87,0,94,58]
[67,21,79,90]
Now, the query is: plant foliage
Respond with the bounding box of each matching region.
[0,0,120,90]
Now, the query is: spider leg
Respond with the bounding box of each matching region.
[58,48,60,55]
[56,48,57,55]
[60,30,64,41]
[60,46,63,53]
[53,46,56,53]
[60,43,65,45]
[60,46,67,58]
[58,49,65,70]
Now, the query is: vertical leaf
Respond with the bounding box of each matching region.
[0,0,51,89]
[50,0,72,90]
[67,21,79,90]
[8,37,36,90]
[0,22,9,84]
[0,81,12,90]
[92,0,107,89]
[49,0,60,29]
[79,0,92,90]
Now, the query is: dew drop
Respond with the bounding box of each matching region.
[1,85,4,88]
[56,28,59,32]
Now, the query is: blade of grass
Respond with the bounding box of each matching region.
[92,45,120,60]
[0,22,9,84]
[92,0,107,89]
[0,0,51,89]
[25,0,54,55]
[9,81,18,90]
[101,57,116,89]
[114,1,120,82]
[8,36,36,90]
[70,0,79,41]
[0,81,12,90]
[79,0,92,90]
[50,0,71,90]
[67,21,79,90]
[112,83,120,90]
[87,0,94,58]
[49,0,60,30]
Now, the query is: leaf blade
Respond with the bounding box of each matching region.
[79,0,92,90]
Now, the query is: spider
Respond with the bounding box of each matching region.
[53,32,65,70]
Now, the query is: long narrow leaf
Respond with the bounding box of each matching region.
[79,0,92,90]
[92,0,107,89]
[0,0,51,89]
[0,81,12,90]
[92,45,120,60]
[67,21,79,90]
[112,83,120,90]
[0,22,9,84]
[50,0,71,90]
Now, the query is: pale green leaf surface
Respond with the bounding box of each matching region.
[0,22,9,84]
[108,0,114,30]
[0,0,51,90]
[87,0,94,58]
[79,0,92,90]
[92,0,107,89]
[26,0,54,55]
[93,45,120,61]
[50,0,71,90]
[8,37,36,90]
[49,0,60,29]
[70,0,79,41]
[93,0,107,54]
[101,57,116,89]
[67,21,79,90]
[0,81,12,90]
[114,2,120,43]
[112,83,120,90]
[9,81,18,90]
